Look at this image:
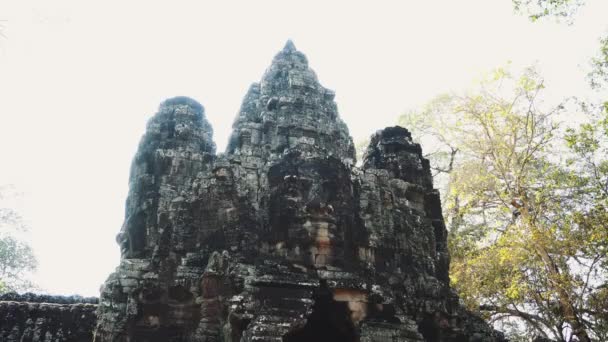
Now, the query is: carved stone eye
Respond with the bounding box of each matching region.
[168,285,192,302]
[214,168,230,181]
[305,198,322,213]
[266,97,278,111]
[283,175,298,183]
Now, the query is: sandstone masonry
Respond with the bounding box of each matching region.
[1,41,505,342]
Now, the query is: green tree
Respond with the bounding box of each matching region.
[355,137,370,166]
[400,68,607,341]
[511,0,608,91]
[589,36,608,89]
[0,185,37,293]
[512,0,583,22]
[562,101,608,339]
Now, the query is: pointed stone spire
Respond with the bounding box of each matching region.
[362,126,432,188]
[118,96,216,259]
[282,39,297,53]
[227,42,356,164]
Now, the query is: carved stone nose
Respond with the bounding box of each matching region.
[305,198,333,215]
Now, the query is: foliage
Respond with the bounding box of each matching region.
[589,36,608,89]
[0,185,37,293]
[512,0,583,22]
[399,68,607,341]
[355,137,370,166]
[0,236,37,293]
[561,101,608,340]
[512,0,608,91]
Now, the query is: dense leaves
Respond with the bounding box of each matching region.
[0,236,37,293]
[589,37,608,89]
[0,185,37,293]
[399,68,607,341]
[512,0,583,22]
[512,0,608,91]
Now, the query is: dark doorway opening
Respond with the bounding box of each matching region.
[283,282,358,342]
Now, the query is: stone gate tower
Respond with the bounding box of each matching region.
[94,41,503,342]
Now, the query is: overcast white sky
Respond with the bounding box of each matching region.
[0,0,607,296]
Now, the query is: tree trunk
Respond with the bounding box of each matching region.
[534,241,591,342]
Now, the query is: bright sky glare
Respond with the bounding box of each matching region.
[0,0,607,296]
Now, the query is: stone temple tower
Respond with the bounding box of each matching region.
[93,41,504,342]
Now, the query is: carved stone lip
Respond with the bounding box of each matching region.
[284,196,301,203]
[304,214,337,224]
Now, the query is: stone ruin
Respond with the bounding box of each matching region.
[0,41,505,342]
[0,292,97,341]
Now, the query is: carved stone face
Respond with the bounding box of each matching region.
[267,154,353,268]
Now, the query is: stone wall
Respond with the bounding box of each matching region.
[0,293,98,342]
